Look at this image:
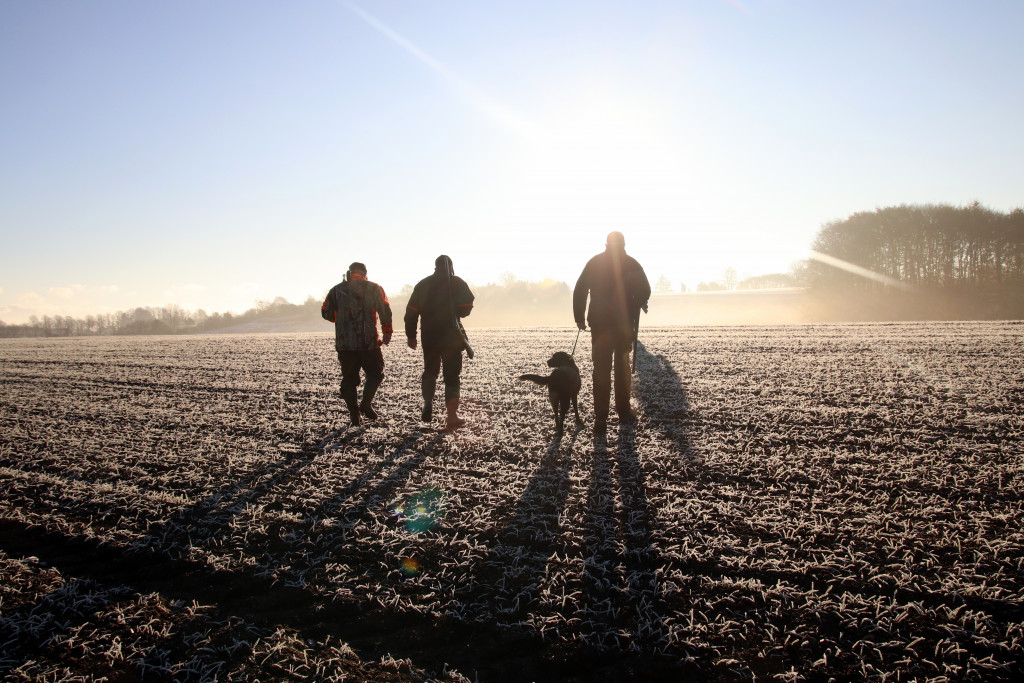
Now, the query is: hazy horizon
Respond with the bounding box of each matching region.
[0,274,800,328]
[3,1,1022,325]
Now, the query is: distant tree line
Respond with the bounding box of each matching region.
[650,269,797,294]
[8,205,1019,338]
[808,203,1024,289]
[0,278,581,337]
[693,269,797,292]
[468,277,572,327]
[805,202,1024,319]
[2,280,580,338]
[390,276,573,328]
[0,297,321,339]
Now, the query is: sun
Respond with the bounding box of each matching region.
[478,87,715,280]
[489,85,700,240]
[477,85,794,286]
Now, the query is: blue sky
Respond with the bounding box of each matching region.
[2,0,1021,323]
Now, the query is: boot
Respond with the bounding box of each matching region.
[346,401,361,426]
[360,375,382,421]
[617,406,638,425]
[421,376,436,422]
[444,399,466,432]
[341,386,360,426]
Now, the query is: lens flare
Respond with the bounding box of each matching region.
[399,556,421,577]
[394,487,447,534]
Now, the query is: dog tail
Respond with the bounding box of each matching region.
[519,373,551,385]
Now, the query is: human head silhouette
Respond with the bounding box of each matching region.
[435,255,454,274]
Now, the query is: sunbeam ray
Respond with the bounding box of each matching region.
[809,250,915,290]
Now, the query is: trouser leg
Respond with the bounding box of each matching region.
[591,334,613,431]
[360,350,385,403]
[360,348,385,419]
[338,350,361,425]
[441,346,463,404]
[362,373,382,405]
[441,345,465,431]
[613,340,634,417]
[421,348,442,421]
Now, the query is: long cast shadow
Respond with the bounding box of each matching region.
[578,341,691,652]
[633,341,694,459]
[126,425,363,560]
[581,425,665,652]
[239,429,444,584]
[0,426,522,681]
[472,429,578,622]
[0,426,369,675]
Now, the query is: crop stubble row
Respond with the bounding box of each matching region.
[1,323,1022,681]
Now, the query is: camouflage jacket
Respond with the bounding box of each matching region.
[321,274,393,351]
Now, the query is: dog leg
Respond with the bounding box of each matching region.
[547,394,559,436]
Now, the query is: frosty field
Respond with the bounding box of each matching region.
[1,323,1022,681]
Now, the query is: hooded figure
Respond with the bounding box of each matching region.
[573,232,650,435]
[405,255,475,431]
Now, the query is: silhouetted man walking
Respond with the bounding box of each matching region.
[322,262,393,426]
[574,232,650,436]
[405,255,475,432]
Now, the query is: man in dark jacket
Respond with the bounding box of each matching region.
[574,232,650,436]
[405,255,475,431]
[322,262,393,426]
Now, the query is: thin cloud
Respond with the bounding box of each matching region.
[3,285,130,323]
[164,283,207,299]
[49,284,86,298]
[233,282,261,296]
[19,292,45,305]
[45,284,120,299]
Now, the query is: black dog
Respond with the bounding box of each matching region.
[519,351,581,436]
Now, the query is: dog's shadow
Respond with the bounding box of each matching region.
[545,416,584,452]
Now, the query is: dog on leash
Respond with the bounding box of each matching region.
[519,351,582,436]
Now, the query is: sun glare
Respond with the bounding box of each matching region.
[501,91,692,229]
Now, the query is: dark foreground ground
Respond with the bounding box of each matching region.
[1,324,1022,681]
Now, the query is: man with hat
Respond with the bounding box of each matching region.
[573,232,650,436]
[322,262,393,426]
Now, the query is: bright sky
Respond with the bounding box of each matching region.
[2,1,1022,324]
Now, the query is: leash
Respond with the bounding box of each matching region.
[570,327,582,358]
